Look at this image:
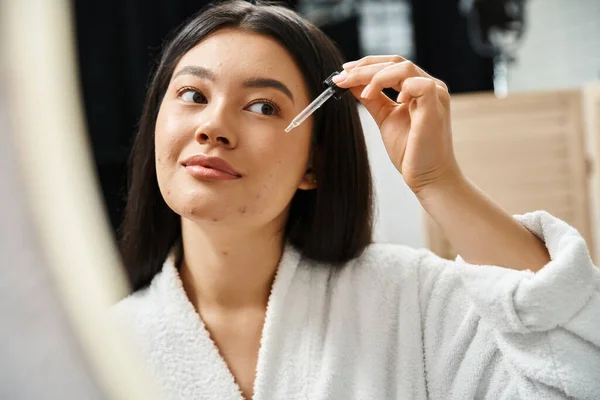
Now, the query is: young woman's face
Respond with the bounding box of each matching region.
[155,29,315,230]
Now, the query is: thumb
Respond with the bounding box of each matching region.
[348,86,396,128]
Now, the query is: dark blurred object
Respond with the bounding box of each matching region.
[460,0,526,57]
[459,0,527,96]
[297,0,362,61]
[320,13,362,62]
[410,0,494,94]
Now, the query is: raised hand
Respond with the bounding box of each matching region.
[333,55,461,194]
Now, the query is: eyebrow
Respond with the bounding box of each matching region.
[173,65,295,104]
[243,78,294,104]
[173,65,215,81]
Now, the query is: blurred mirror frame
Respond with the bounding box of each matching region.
[0,1,157,399]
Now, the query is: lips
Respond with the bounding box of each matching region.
[181,154,241,178]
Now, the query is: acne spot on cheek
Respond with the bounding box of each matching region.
[222,251,228,256]
[238,206,247,214]
[212,217,219,222]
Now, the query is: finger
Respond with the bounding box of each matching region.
[360,61,425,98]
[343,55,406,71]
[397,77,439,106]
[343,56,448,92]
[333,62,407,89]
[347,85,397,129]
[423,74,448,92]
[397,82,449,105]
[386,60,447,92]
[436,85,451,107]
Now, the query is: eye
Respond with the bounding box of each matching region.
[247,100,280,116]
[179,88,207,104]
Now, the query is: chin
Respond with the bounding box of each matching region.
[177,200,232,223]
[159,186,223,219]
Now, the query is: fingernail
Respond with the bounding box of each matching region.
[361,85,371,99]
[332,70,347,83]
[342,60,359,70]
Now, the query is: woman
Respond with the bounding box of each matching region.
[113,1,600,399]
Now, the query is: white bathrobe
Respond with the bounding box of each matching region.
[112,211,600,399]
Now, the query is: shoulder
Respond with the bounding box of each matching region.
[355,242,425,267]
[109,271,166,335]
[345,242,431,275]
[316,242,431,289]
[296,244,443,343]
[110,252,180,327]
[315,243,456,302]
[110,286,156,332]
[111,286,153,316]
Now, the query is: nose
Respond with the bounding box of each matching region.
[194,104,237,149]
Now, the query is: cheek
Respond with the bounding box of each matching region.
[240,144,310,215]
[155,106,195,175]
[252,140,308,184]
[154,107,193,204]
[253,120,312,167]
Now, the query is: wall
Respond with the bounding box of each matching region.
[360,106,427,248]
[508,0,600,92]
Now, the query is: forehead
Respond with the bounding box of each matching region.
[174,29,307,92]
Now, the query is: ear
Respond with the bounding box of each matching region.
[298,169,317,190]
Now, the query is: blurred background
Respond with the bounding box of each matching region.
[1,0,599,398]
[75,0,600,257]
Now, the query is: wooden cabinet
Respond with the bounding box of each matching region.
[426,86,599,263]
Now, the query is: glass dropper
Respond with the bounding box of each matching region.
[285,71,348,133]
[285,86,335,133]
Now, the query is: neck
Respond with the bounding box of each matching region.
[179,218,285,312]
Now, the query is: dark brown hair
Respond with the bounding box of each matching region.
[119,0,373,291]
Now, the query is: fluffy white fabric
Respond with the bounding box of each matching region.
[113,211,600,399]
